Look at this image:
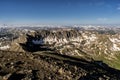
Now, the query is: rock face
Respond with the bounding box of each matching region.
[1,28,120,55]
[11,29,120,54]
[3,28,120,69]
[0,50,120,80]
[24,29,120,55]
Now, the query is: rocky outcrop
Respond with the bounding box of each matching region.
[1,28,120,70]
[0,50,120,80]
[13,29,120,57]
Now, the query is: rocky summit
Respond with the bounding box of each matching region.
[0,27,120,80]
[0,51,120,80]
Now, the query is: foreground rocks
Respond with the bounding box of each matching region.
[0,50,120,80]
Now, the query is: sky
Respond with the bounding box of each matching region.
[0,0,120,25]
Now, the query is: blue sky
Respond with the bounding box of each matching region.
[0,0,120,24]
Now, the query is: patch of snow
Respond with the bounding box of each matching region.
[0,45,10,50]
[82,34,88,39]
[111,43,120,51]
[72,42,80,46]
[89,34,97,41]
[64,45,71,48]
[104,48,108,54]
[109,38,120,43]
[29,30,35,32]
[63,38,68,43]
[15,43,19,46]
[70,37,83,42]
[82,33,97,42]
[74,50,83,56]
[32,39,43,45]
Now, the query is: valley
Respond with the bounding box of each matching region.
[0,26,120,79]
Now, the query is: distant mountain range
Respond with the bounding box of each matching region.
[0,26,120,79]
[0,26,120,69]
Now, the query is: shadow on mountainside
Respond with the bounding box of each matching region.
[19,34,54,52]
[32,52,120,80]
[19,34,120,72]
[16,34,120,79]
[20,43,54,52]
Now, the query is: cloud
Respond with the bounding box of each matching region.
[97,18,108,21]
